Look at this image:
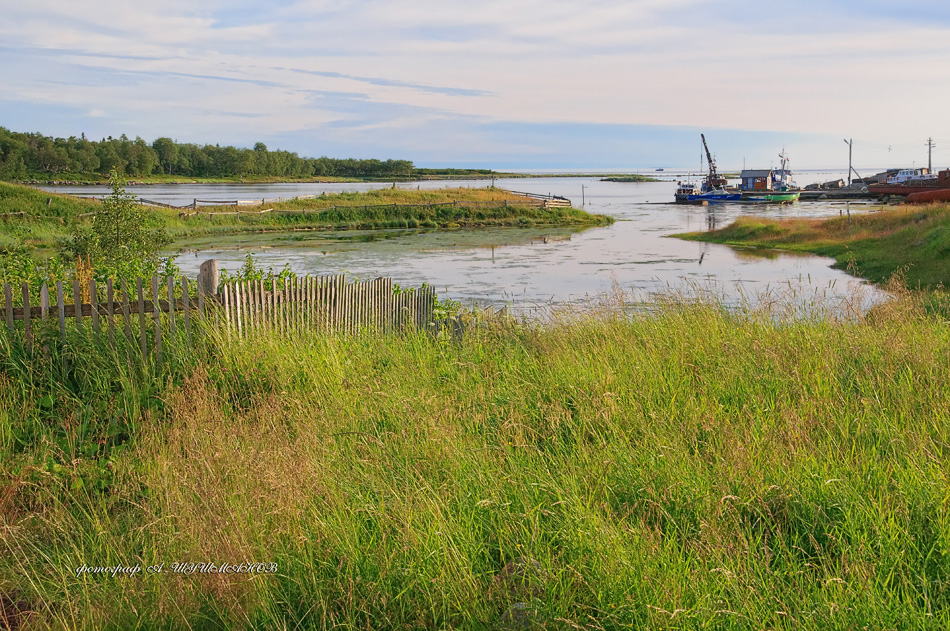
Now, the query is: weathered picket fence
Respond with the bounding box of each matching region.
[0,262,436,354]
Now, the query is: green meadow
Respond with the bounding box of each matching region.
[1,286,948,629]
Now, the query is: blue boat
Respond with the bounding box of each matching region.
[675,134,742,203]
[687,188,742,203]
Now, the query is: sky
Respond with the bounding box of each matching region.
[2,0,950,170]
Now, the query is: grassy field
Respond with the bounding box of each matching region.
[1,288,948,629]
[0,182,612,250]
[675,204,950,289]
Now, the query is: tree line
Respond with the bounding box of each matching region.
[0,127,414,180]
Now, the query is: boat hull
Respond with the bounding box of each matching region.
[685,192,742,203]
[869,184,950,197]
[740,191,800,203]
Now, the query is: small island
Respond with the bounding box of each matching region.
[0,181,614,252]
[599,174,660,183]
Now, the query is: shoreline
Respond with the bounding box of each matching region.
[14,172,663,187]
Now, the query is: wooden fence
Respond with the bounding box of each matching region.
[1,272,436,354]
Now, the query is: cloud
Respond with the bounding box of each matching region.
[1,0,948,168]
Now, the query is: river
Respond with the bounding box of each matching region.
[38,175,888,314]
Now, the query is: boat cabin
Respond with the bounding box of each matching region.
[739,169,774,191]
[886,168,937,184]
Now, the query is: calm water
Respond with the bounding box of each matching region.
[39,177,889,313]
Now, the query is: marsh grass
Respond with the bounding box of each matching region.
[676,204,950,289]
[1,287,949,629]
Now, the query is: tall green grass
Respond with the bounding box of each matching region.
[1,291,948,629]
[677,204,950,289]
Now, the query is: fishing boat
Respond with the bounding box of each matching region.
[674,180,699,203]
[738,150,800,203]
[675,134,742,203]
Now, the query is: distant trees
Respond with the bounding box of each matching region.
[0,126,414,180]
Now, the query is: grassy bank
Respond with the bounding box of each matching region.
[1,290,948,629]
[0,183,613,250]
[675,204,950,288]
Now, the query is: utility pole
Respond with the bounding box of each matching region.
[581,184,586,206]
[843,138,853,187]
[926,137,935,173]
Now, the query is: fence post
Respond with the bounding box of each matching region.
[40,282,49,319]
[283,278,290,333]
[223,282,231,333]
[268,279,275,334]
[199,259,219,302]
[235,281,243,338]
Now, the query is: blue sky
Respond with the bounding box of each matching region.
[2,0,950,170]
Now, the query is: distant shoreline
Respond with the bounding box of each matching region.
[14,172,667,186]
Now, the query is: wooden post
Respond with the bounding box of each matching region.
[259,279,266,332]
[223,282,231,332]
[234,281,243,338]
[106,278,116,345]
[283,278,290,333]
[198,259,219,300]
[40,282,49,320]
[271,278,278,333]
[152,276,162,359]
[136,278,146,355]
[242,281,251,336]
[121,279,132,344]
[89,279,100,334]
[57,281,66,342]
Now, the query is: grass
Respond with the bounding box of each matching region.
[0,183,613,251]
[1,286,948,629]
[675,204,950,289]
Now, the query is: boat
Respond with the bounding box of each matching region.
[740,190,800,203]
[869,169,950,197]
[689,187,742,203]
[738,149,800,203]
[675,134,742,203]
[674,180,699,203]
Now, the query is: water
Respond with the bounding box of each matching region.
[38,177,889,314]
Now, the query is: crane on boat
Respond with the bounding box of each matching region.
[701,134,728,190]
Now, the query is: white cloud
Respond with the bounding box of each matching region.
[1,0,948,166]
